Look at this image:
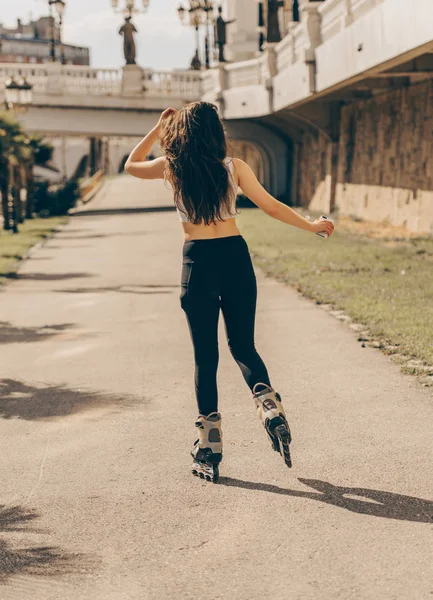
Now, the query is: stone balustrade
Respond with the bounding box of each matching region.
[0,64,50,93]
[142,69,201,98]
[62,67,122,96]
[0,63,201,106]
[207,0,432,115]
[319,0,385,42]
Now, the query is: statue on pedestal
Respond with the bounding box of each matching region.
[214,6,236,63]
[267,0,284,43]
[119,16,138,65]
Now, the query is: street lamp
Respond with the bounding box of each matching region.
[4,76,33,111]
[177,1,216,70]
[48,0,66,64]
[112,0,150,16]
[202,1,217,69]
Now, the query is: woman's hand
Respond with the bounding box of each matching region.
[155,107,177,132]
[311,218,335,237]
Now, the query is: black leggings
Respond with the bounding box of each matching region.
[180,235,271,415]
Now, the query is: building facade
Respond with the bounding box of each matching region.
[0,17,90,65]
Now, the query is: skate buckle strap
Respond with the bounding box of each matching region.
[253,383,274,398]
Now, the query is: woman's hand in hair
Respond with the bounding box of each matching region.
[156,107,177,132]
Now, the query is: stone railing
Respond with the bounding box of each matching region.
[275,32,295,72]
[225,58,262,88]
[0,64,49,93]
[63,67,122,96]
[142,69,201,98]
[201,68,220,95]
[319,0,386,42]
[224,54,271,89]
[0,63,201,103]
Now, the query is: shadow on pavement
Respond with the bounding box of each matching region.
[4,272,94,281]
[72,206,176,217]
[0,322,74,345]
[41,245,92,250]
[54,231,154,240]
[0,379,143,420]
[219,477,433,523]
[54,234,111,240]
[53,284,178,295]
[0,505,96,585]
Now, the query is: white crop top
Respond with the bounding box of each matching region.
[176,157,237,223]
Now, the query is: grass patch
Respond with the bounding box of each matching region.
[238,208,433,366]
[0,217,67,280]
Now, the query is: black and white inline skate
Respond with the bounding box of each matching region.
[191,412,222,483]
[253,383,292,468]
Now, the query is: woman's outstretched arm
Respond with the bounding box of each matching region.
[233,158,334,237]
[124,108,176,180]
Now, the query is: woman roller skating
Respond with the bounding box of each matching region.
[125,102,335,483]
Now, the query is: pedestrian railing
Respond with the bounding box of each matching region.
[142,69,202,98]
[0,64,201,104]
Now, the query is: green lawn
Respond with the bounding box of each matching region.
[238,208,433,367]
[0,217,67,280]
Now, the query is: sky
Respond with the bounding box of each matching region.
[0,0,196,70]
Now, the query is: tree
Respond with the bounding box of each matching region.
[26,135,54,219]
[0,112,30,232]
[0,113,53,231]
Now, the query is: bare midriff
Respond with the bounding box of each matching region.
[181,217,241,241]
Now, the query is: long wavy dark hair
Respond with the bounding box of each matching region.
[159,101,237,225]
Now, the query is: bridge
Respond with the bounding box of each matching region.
[1,0,432,231]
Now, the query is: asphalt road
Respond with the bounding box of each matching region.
[0,176,432,600]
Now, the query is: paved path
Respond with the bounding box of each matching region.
[0,176,432,600]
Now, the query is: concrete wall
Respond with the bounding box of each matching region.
[293,80,433,233]
[335,81,433,233]
[296,129,330,211]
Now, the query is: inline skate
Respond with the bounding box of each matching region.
[191,412,222,483]
[253,383,292,468]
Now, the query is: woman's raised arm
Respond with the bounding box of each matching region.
[124,107,176,180]
[233,158,334,237]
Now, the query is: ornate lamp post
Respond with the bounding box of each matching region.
[203,1,217,69]
[177,1,214,70]
[48,0,66,64]
[111,0,150,17]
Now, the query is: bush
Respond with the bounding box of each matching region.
[34,180,79,217]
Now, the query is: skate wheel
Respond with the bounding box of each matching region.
[275,424,292,469]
